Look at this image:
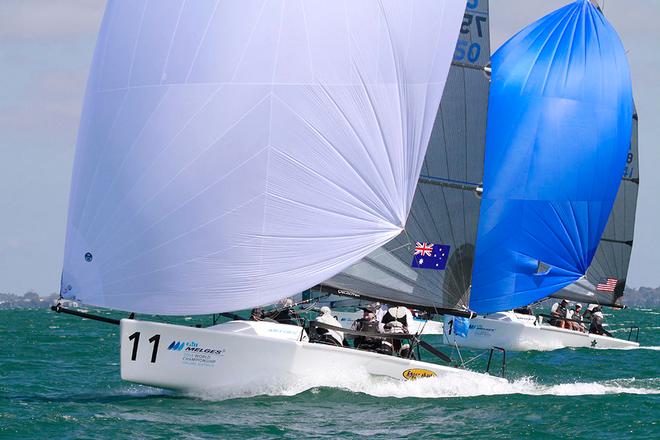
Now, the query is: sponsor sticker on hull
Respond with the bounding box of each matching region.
[469,324,495,336]
[402,368,437,380]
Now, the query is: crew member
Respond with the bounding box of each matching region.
[259,298,300,325]
[250,307,264,321]
[380,306,414,358]
[314,306,344,346]
[375,303,389,330]
[513,305,533,315]
[352,309,380,350]
[583,304,597,321]
[589,307,612,337]
[572,304,585,332]
[550,299,569,328]
[565,305,575,328]
[272,298,300,325]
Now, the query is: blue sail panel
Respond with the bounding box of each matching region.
[470,0,633,314]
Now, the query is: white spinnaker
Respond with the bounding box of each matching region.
[62,0,466,314]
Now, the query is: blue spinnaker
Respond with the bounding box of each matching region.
[470,0,633,314]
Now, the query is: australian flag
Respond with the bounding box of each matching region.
[410,242,450,270]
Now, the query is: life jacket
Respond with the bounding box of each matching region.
[381,307,410,333]
[353,318,380,347]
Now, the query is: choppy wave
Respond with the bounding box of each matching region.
[115,384,170,398]
[193,369,660,401]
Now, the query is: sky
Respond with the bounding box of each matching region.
[0,0,658,296]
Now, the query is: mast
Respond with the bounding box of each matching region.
[551,103,639,307]
[323,0,491,315]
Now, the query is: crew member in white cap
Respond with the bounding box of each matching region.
[314,306,344,346]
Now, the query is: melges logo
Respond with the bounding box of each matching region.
[168,340,196,351]
[167,340,225,355]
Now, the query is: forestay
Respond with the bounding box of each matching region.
[551,104,639,307]
[469,0,633,314]
[325,0,490,313]
[60,0,466,314]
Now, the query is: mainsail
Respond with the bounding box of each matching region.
[325,0,490,314]
[551,104,639,307]
[469,0,633,314]
[60,1,467,315]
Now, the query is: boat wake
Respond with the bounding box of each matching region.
[193,370,660,401]
[597,345,660,351]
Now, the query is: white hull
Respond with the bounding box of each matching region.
[120,319,501,392]
[443,312,639,351]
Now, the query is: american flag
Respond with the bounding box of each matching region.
[596,277,618,292]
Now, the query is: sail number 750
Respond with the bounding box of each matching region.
[127,331,161,363]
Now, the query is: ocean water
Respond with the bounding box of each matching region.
[1,307,658,439]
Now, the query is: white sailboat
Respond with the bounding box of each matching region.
[55,0,508,392]
[444,0,640,352]
[444,309,639,351]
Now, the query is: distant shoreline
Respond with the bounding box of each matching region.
[0,292,59,309]
[1,287,659,310]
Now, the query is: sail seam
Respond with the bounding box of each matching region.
[377,0,406,222]
[99,146,271,275]
[92,90,267,252]
[86,87,173,246]
[270,93,389,217]
[270,146,389,222]
[229,0,269,82]
[90,83,229,249]
[316,82,399,223]
[76,90,130,237]
[102,192,265,283]
[159,0,186,84]
[126,1,149,87]
[257,0,287,301]
[183,0,220,83]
